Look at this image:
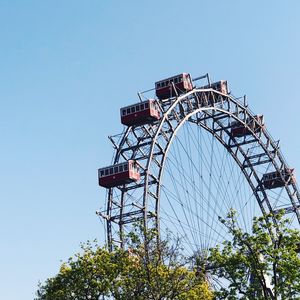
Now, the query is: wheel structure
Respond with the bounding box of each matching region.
[98,76,300,257]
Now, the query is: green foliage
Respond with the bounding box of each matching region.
[36,229,213,300]
[35,240,126,299]
[209,209,300,299]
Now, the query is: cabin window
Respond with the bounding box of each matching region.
[178,77,182,83]
[109,168,113,175]
[157,83,161,88]
[136,105,140,112]
[119,165,123,172]
[114,166,118,173]
[100,170,104,177]
[174,78,178,84]
[161,82,165,87]
[141,104,145,110]
[127,108,130,114]
[124,164,128,171]
[105,169,108,176]
[131,106,135,113]
[145,103,149,109]
[122,109,126,116]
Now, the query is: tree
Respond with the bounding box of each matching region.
[35,240,124,299]
[208,210,300,300]
[36,229,213,300]
[121,225,213,300]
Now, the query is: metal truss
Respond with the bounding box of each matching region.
[100,85,300,250]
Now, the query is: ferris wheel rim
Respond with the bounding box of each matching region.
[105,87,300,250]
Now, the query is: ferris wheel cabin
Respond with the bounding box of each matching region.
[155,73,193,100]
[98,160,140,188]
[120,100,160,126]
[231,115,264,138]
[202,80,229,95]
[262,168,296,190]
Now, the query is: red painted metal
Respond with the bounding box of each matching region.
[207,80,229,94]
[231,115,264,137]
[98,160,140,188]
[120,100,160,126]
[155,73,193,100]
[262,168,296,190]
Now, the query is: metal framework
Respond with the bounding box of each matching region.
[98,77,300,251]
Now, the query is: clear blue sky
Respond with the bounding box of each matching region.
[1,1,300,299]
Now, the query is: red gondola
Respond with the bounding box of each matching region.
[231,115,264,137]
[98,160,140,188]
[202,80,229,94]
[120,100,160,126]
[262,168,296,190]
[155,73,193,100]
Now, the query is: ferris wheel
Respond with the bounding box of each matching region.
[97,72,300,255]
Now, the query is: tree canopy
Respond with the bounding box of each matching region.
[208,210,300,299]
[36,229,213,300]
[36,211,300,300]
